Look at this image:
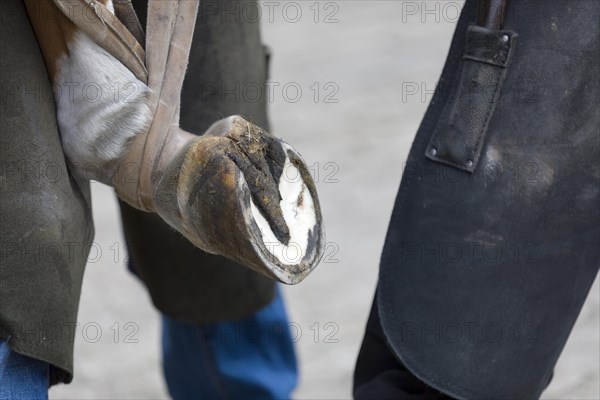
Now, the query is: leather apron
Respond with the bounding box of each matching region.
[377,0,599,398]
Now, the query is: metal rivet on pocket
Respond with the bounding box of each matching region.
[501,35,509,43]
[430,147,437,156]
[466,160,474,168]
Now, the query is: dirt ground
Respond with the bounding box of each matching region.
[50,1,599,399]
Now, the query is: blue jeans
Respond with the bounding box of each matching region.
[0,341,49,400]
[161,287,298,399]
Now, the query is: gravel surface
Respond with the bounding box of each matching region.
[49,1,599,398]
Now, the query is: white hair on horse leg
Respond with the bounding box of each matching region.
[97,0,115,15]
[55,31,152,182]
[250,155,317,265]
[105,0,115,15]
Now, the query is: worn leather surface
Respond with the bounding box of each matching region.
[49,0,148,83]
[114,0,199,211]
[0,0,94,384]
[114,0,145,45]
[426,26,517,172]
[378,0,600,398]
[119,0,276,323]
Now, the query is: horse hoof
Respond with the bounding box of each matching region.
[154,116,325,284]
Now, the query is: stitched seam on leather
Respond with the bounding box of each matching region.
[426,29,516,173]
[470,65,503,168]
[428,60,504,172]
[463,54,508,67]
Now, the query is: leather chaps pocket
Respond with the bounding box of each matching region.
[426,25,518,173]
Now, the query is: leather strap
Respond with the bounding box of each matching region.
[52,0,147,82]
[53,0,199,211]
[476,0,508,30]
[138,0,199,210]
[113,0,146,46]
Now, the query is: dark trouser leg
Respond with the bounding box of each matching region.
[353,298,454,400]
